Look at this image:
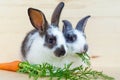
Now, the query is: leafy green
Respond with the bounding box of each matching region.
[17,53,114,80]
[76,53,91,66]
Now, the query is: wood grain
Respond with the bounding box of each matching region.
[0,0,120,79]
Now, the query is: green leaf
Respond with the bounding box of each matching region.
[76,52,91,66]
[17,53,114,80]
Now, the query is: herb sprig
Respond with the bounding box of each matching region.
[76,53,91,66]
[18,53,114,80]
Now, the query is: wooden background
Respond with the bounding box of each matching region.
[0,0,120,79]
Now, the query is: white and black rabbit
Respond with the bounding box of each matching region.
[62,16,91,67]
[21,2,68,67]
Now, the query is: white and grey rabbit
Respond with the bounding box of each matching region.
[21,2,68,68]
[62,16,91,67]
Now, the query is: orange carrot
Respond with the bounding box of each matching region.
[0,60,21,72]
[91,55,100,59]
[0,55,99,72]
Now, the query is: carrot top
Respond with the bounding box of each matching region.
[17,53,114,80]
[18,61,114,80]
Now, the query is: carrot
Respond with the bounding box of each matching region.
[91,55,100,59]
[0,60,21,72]
[0,55,98,72]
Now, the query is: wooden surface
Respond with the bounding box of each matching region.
[0,0,120,79]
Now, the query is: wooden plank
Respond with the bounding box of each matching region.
[0,0,120,79]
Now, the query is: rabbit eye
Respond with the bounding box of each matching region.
[66,34,77,43]
[48,37,56,44]
[44,34,57,49]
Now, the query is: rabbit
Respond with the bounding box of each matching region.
[62,15,91,67]
[21,2,68,68]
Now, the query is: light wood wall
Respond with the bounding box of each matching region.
[0,0,120,68]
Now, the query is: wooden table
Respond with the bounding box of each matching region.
[0,0,120,79]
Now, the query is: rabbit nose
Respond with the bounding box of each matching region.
[54,45,66,57]
[83,44,88,53]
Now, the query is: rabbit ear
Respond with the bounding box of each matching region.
[28,8,48,32]
[76,15,91,32]
[51,2,64,27]
[62,20,73,33]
